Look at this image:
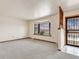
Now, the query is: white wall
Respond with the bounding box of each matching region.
[28,14,59,43]
[0,16,28,42]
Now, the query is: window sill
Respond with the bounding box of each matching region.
[33,34,51,37]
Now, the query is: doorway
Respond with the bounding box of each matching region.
[66,16,79,47]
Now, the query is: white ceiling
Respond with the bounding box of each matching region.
[0,0,79,20]
[60,0,79,11]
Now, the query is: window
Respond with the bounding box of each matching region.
[66,16,79,46]
[34,24,39,35]
[34,22,51,36]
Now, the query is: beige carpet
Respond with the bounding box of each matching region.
[0,39,78,59]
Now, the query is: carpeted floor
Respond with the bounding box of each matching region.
[0,39,78,59]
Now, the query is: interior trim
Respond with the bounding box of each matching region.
[0,37,56,46]
[29,37,56,44]
[0,37,28,43]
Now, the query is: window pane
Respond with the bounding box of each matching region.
[39,22,50,36]
[34,24,38,34]
[67,17,79,46]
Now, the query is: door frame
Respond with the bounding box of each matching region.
[65,15,79,47]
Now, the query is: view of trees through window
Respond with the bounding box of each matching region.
[34,22,51,36]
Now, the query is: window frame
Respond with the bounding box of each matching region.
[34,22,51,36]
[65,15,79,47]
